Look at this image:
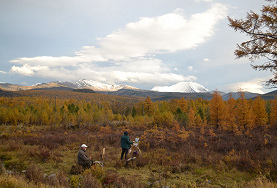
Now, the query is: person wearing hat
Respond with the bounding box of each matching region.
[77,144,93,169]
[120,131,133,160]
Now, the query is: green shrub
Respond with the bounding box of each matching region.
[70,175,82,188]
[0,174,52,188]
[4,157,26,172]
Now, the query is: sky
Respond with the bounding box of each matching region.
[0,0,276,94]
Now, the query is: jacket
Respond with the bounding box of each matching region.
[77,148,90,165]
[121,134,133,149]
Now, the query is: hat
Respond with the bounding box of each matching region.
[81,144,88,148]
[124,131,128,135]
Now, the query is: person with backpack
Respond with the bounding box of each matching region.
[120,131,133,160]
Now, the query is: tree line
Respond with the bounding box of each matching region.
[0,91,276,131]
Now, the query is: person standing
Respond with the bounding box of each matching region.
[120,131,133,160]
[77,144,93,169]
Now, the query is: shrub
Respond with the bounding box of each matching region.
[81,173,101,188]
[37,147,51,162]
[0,174,52,188]
[102,170,119,186]
[46,171,69,187]
[25,163,44,184]
[244,176,277,188]
[0,162,4,175]
[70,164,84,175]
[89,166,104,179]
[268,169,277,182]
[3,158,26,172]
[70,175,82,188]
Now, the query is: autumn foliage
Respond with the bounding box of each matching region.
[0,90,277,186]
[0,90,276,130]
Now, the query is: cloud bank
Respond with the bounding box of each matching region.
[218,78,269,94]
[10,3,227,86]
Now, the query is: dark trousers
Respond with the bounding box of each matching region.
[121,148,129,160]
[81,160,93,169]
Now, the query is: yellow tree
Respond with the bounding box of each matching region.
[189,99,197,112]
[0,107,8,125]
[169,99,179,113]
[178,97,188,113]
[270,98,277,127]
[188,108,196,127]
[236,92,253,130]
[144,96,154,116]
[209,91,226,129]
[38,109,48,125]
[252,96,268,127]
[225,94,237,130]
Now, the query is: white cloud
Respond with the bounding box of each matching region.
[10,59,194,85]
[203,58,210,62]
[218,78,267,94]
[194,0,214,2]
[0,70,7,74]
[10,56,93,67]
[188,66,193,71]
[93,3,227,59]
[9,4,227,86]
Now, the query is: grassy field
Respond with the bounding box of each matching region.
[0,124,277,187]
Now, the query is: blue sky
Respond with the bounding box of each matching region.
[0,0,275,94]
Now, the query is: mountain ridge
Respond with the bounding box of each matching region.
[0,80,276,101]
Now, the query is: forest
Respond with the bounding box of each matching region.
[0,90,277,187]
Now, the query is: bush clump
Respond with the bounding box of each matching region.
[25,163,44,184]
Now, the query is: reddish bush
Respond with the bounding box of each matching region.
[25,163,44,183]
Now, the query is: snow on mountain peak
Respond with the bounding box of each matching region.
[152,82,209,93]
[73,79,138,91]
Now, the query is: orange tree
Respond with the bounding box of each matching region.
[228,0,277,86]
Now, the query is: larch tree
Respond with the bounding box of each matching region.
[144,96,155,116]
[236,92,253,130]
[178,97,188,113]
[270,98,277,127]
[188,108,196,127]
[209,91,226,129]
[252,96,268,126]
[228,0,277,87]
[225,94,237,130]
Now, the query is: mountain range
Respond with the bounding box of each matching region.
[0,80,208,93]
[0,79,276,101]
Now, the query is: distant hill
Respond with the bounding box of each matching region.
[0,88,19,97]
[99,89,272,101]
[72,88,96,93]
[253,90,277,100]
[30,86,73,91]
[0,80,276,101]
[99,89,213,101]
[0,83,31,91]
[0,80,138,92]
[221,92,259,101]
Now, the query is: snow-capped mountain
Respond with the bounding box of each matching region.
[152,82,209,93]
[57,79,139,91]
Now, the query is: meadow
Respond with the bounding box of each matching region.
[0,90,277,187]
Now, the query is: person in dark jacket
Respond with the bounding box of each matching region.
[120,131,133,160]
[77,144,93,169]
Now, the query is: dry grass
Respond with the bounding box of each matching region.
[0,125,277,187]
